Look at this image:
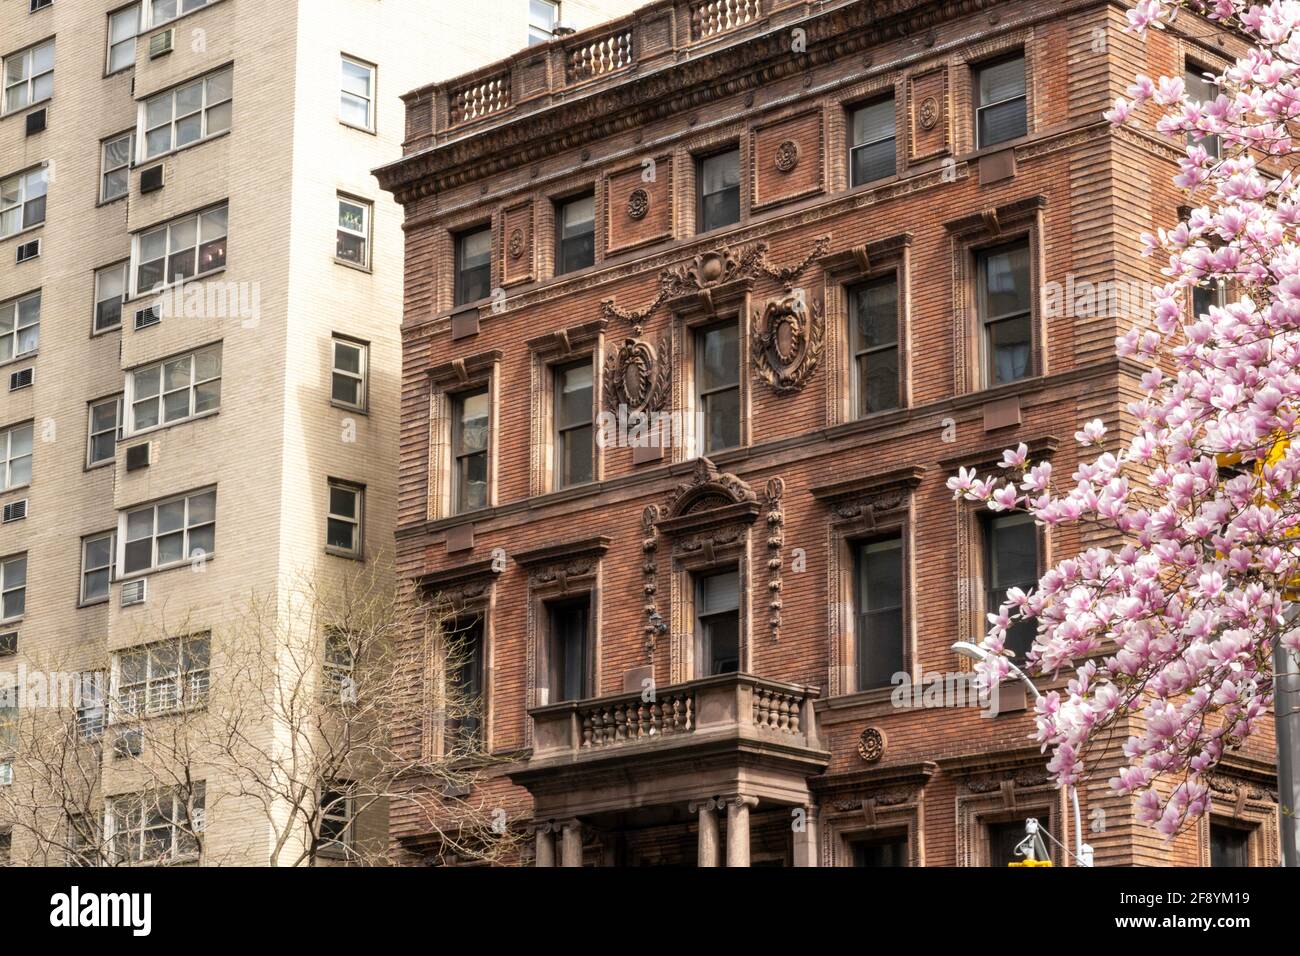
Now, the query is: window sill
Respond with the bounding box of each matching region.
[330,400,368,416]
[0,352,37,371]
[0,224,44,247]
[137,127,232,168]
[130,266,228,304]
[333,256,373,275]
[339,120,377,136]
[96,194,128,210]
[0,98,52,122]
[90,323,122,339]
[117,553,216,584]
[324,546,364,561]
[125,408,219,442]
[77,597,110,610]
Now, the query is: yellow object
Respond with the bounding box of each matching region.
[1008,859,1054,867]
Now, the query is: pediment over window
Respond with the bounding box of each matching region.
[515,535,611,592]
[937,434,1059,477]
[417,556,504,611]
[656,457,760,538]
[810,464,925,525]
[428,349,502,388]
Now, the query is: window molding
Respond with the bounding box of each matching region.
[80,531,116,606]
[86,394,123,469]
[811,762,933,866]
[957,32,1034,155]
[330,334,369,412]
[340,53,376,132]
[325,479,365,559]
[954,754,1061,866]
[526,319,606,496]
[1197,764,1282,867]
[669,278,753,462]
[694,143,744,236]
[427,350,501,520]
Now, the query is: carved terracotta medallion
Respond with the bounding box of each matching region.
[750,291,825,394]
[603,335,670,415]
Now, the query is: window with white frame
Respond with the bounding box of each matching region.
[87,395,122,467]
[113,633,209,716]
[128,344,221,433]
[340,55,374,129]
[120,489,216,575]
[331,336,367,410]
[100,131,134,203]
[528,0,560,45]
[81,532,115,604]
[107,4,140,74]
[336,196,371,268]
[0,555,26,622]
[108,783,204,865]
[0,686,14,751]
[0,423,32,492]
[319,782,354,854]
[146,0,216,28]
[0,166,48,239]
[141,66,231,160]
[94,263,128,333]
[326,481,363,557]
[76,672,107,740]
[0,292,40,363]
[133,204,228,294]
[323,628,355,703]
[2,39,54,116]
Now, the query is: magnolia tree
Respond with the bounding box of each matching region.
[949,0,1300,838]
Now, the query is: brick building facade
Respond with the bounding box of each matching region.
[376,0,1281,866]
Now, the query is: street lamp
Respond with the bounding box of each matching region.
[952,640,1094,867]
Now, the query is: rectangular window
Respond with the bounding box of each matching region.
[975,54,1027,148]
[320,784,354,853]
[76,672,107,739]
[2,39,54,115]
[0,686,14,749]
[451,386,489,513]
[94,263,128,333]
[695,320,740,453]
[340,55,374,130]
[1210,821,1251,867]
[529,0,560,46]
[81,532,115,604]
[987,819,1032,866]
[849,98,896,186]
[555,193,595,274]
[553,359,593,489]
[446,617,485,746]
[850,835,908,867]
[87,395,122,466]
[454,227,492,306]
[0,166,48,238]
[121,489,216,575]
[326,481,363,556]
[0,423,32,492]
[695,569,739,676]
[0,292,39,364]
[109,784,203,865]
[0,829,9,866]
[141,66,232,160]
[128,344,221,432]
[0,555,26,622]
[1185,66,1222,159]
[336,196,371,268]
[330,337,367,410]
[854,537,904,690]
[107,4,140,74]
[984,512,1038,660]
[148,0,216,27]
[323,629,355,702]
[977,239,1032,386]
[1193,280,1226,318]
[546,599,589,703]
[100,131,134,203]
[697,148,740,233]
[849,275,899,416]
[114,634,209,716]
[133,203,228,294]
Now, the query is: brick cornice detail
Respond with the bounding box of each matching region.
[513,535,613,569]
[428,349,503,387]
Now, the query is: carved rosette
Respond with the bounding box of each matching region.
[774,140,799,173]
[764,477,784,643]
[508,228,525,259]
[750,291,825,394]
[919,96,939,130]
[627,187,650,220]
[603,335,671,417]
[857,726,886,763]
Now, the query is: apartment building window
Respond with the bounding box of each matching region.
[446,617,485,746]
[0,423,32,492]
[121,489,216,575]
[983,512,1038,660]
[326,481,363,557]
[128,344,221,432]
[100,131,134,203]
[76,672,107,740]
[987,819,1032,865]
[340,55,374,130]
[331,336,367,411]
[695,569,739,676]
[451,387,489,513]
[697,148,740,233]
[695,320,740,454]
[854,537,904,690]
[553,359,593,488]
[133,204,228,294]
[0,555,26,622]
[0,828,10,865]
[1210,821,1251,867]
[147,0,216,27]
[1186,65,1223,159]
[555,193,595,274]
[850,835,908,867]
[87,396,122,467]
[319,784,354,854]
[94,263,128,333]
[81,532,115,604]
[108,784,203,865]
[107,4,141,74]
[850,276,900,416]
[141,66,232,160]
[1193,279,1226,318]
[546,599,590,703]
[976,239,1032,386]
[529,0,560,45]
[454,227,492,306]
[849,98,896,186]
[114,634,210,716]
[2,39,54,116]
[336,196,371,268]
[975,54,1027,148]
[0,687,14,748]
[0,166,48,238]
[323,629,355,702]
[0,292,40,363]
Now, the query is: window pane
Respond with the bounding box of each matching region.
[332,373,361,406]
[456,390,489,453]
[988,315,1032,385]
[458,452,488,510]
[187,524,214,559]
[556,363,592,428]
[857,347,899,416]
[560,425,593,487]
[697,322,738,391]
[980,243,1030,318]
[334,342,361,375]
[978,56,1026,106]
[327,518,356,552]
[978,98,1027,148]
[698,570,738,614]
[987,515,1038,659]
[851,279,897,349]
[856,538,904,688]
[852,99,895,146]
[699,150,740,232]
[704,387,740,452]
[850,137,896,186]
[158,500,185,534]
[329,486,357,520]
[341,59,371,98]
[187,491,215,525]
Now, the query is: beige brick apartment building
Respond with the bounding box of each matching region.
[0,0,640,866]
[378,0,1282,865]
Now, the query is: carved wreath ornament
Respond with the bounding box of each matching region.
[603,335,671,416]
[750,291,825,394]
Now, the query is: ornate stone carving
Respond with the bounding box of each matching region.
[764,477,784,643]
[664,456,757,520]
[774,139,800,173]
[508,228,525,259]
[526,558,598,592]
[627,187,650,220]
[641,504,664,661]
[919,95,939,130]
[750,291,825,394]
[602,335,671,416]
[857,726,886,763]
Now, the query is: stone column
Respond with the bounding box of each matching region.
[534,822,556,867]
[793,804,819,867]
[690,798,721,867]
[724,795,759,867]
[560,819,583,867]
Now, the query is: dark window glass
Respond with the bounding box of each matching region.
[988,820,1032,866]
[977,240,1032,385]
[984,513,1038,660]
[1210,823,1251,867]
[554,359,593,488]
[548,600,590,703]
[975,55,1027,148]
[695,569,739,676]
[851,835,908,866]
[556,194,595,275]
[1193,280,1226,317]
[447,617,485,746]
[452,386,489,513]
[697,149,740,233]
[849,275,899,416]
[854,536,904,690]
[849,98,896,186]
[455,227,492,306]
[1185,67,1222,159]
[695,321,740,453]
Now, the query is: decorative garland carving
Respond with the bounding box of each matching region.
[764,477,784,643]
[602,335,671,416]
[526,557,599,592]
[641,505,664,661]
[750,291,825,394]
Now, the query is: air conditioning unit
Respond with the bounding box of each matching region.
[8,368,32,391]
[25,108,46,136]
[135,304,160,330]
[139,164,164,193]
[2,500,27,524]
[0,631,16,656]
[113,729,143,760]
[148,29,174,59]
[121,578,147,607]
[125,442,151,472]
[15,239,39,264]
